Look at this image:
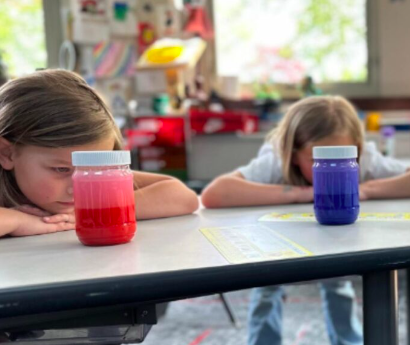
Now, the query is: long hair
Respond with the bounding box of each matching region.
[0,69,123,207]
[267,96,364,186]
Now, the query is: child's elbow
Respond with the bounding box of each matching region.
[201,181,225,208]
[175,180,199,214]
[201,192,220,208]
[185,191,199,213]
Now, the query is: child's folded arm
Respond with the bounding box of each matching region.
[0,207,74,238]
[0,207,22,237]
[201,171,313,208]
[132,171,199,219]
[360,171,410,200]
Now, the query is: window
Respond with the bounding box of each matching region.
[214,0,369,87]
[0,0,47,77]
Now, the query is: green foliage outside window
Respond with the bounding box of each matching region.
[295,0,367,82]
[215,0,367,84]
[0,0,46,77]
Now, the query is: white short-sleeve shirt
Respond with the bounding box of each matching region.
[237,141,409,184]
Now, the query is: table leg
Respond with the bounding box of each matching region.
[363,270,398,345]
[219,293,241,328]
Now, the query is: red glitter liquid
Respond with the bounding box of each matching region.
[72,169,136,246]
[75,205,136,246]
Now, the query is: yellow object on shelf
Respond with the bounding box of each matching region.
[136,38,206,70]
[146,46,184,64]
[366,112,382,131]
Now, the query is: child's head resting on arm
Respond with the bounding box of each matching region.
[0,69,122,214]
[268,95,364,186]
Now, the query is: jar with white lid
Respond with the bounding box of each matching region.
[313,146,360,225]
[72,151,136,246]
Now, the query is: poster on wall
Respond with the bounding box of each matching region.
[135,1,156,24]
[107,0,138,37]
[93,41,136,78]
[96,77,132,116]
[155,4,180,38]
[72,0,109,44]
[77,0,106,16]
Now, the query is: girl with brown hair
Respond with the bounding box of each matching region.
[0,69,198,237]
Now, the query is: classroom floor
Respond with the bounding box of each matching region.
[141,271,408,345]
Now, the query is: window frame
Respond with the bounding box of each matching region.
[43,0,64,69]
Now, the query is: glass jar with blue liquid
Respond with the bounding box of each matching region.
[313,146,359,225]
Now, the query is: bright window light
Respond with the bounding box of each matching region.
[214,0,367,84]
[0,0,47,77]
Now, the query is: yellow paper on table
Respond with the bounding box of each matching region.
[259,212,410,222]
[200,224,312,264]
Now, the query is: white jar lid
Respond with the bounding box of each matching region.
[313,146,358,159]
[72,151,131,166]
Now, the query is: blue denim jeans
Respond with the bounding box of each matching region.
[248,280,363,345]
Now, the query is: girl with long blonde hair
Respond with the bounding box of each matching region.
[202,95,410,345]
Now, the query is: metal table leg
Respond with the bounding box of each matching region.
[363,270,398,345]
[219,293,241,328]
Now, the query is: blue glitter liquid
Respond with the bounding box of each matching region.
[313,159,359,225]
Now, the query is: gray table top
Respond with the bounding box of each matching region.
[1,200,410,318]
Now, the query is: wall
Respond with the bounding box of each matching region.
[188,134,264,181]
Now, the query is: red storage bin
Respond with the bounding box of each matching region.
[127,117,186,148]
[189,108,258,134]
[124,116,188,180]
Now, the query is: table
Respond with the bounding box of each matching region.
[1,200,410,344]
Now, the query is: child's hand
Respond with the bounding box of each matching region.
[43,213,76,225]
[10,212,75,237]
[13,204,52,217]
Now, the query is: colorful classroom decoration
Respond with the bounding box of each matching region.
[138,22,156,54]
[137,37,206,69]
[156,4,181,38]
[183,0,213,40]
[79,0,106,15]
[93,41,136,78]
[72,0,109,44]
[108,0,138,37]
[98,77,132,116]
[113,1,128,21]
[146,45,184,64]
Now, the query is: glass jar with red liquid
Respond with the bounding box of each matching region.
[313,146,360,225]
[72,151,136,246]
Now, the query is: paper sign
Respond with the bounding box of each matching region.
[200,224,312,264]
[259,212,410,222]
